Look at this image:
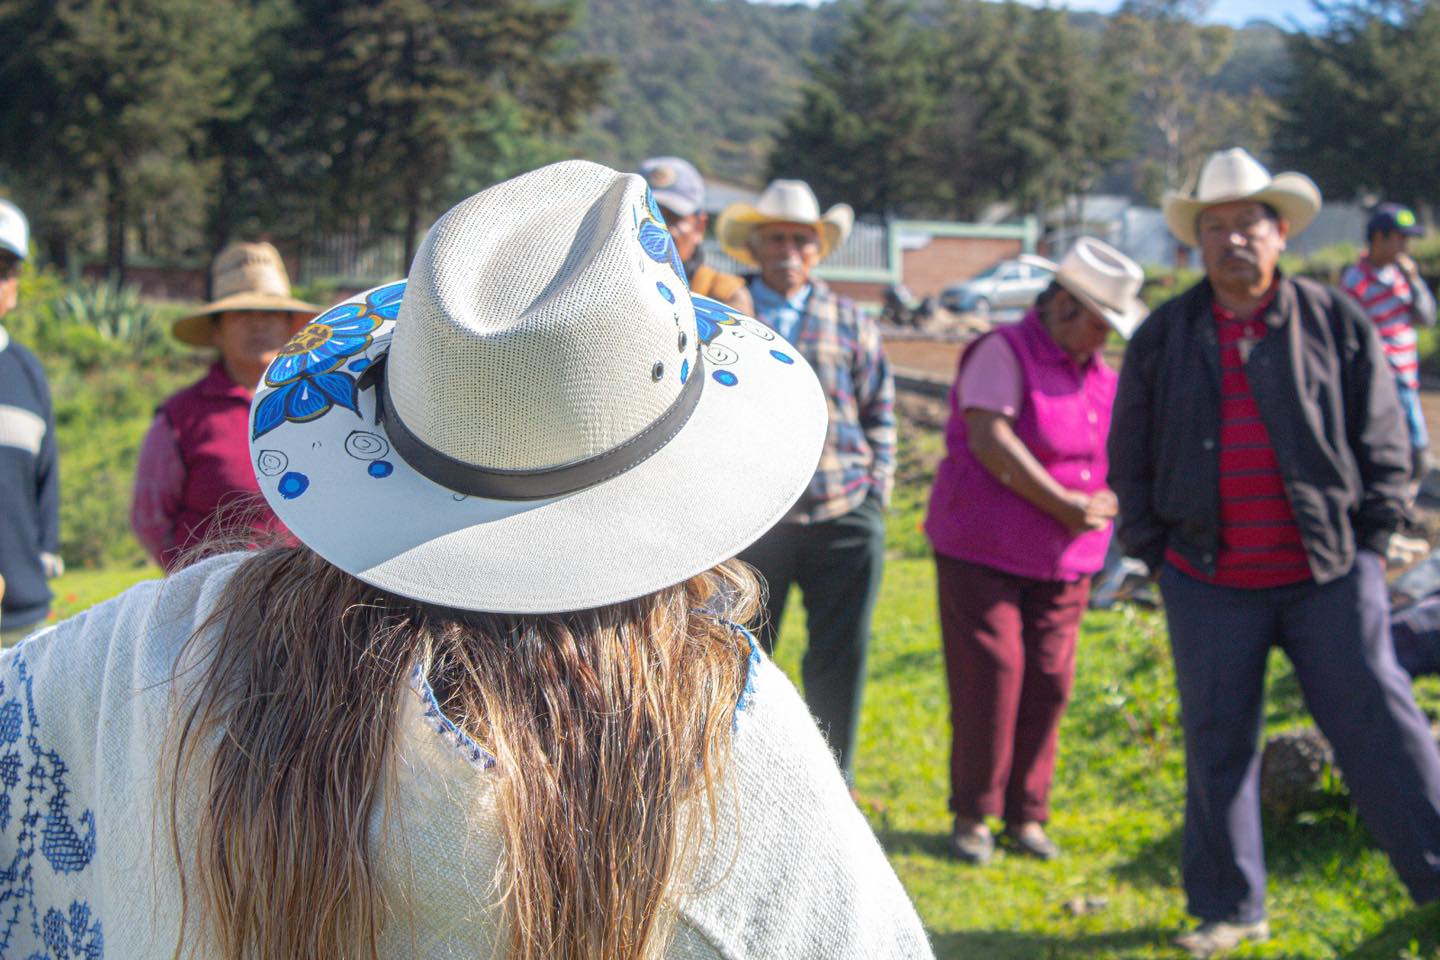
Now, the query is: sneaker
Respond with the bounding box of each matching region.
[949,822,994,864]
[1004,822,1060,860]
[1172,920,1270,958]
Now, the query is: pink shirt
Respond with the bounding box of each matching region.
[956,333,1023,417]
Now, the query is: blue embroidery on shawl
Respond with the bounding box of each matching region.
[0,655,103,958]
[722,621,762,728]
[411,665,497,770]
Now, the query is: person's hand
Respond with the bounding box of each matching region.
[1398,252,1421,281]
[1087,488,1119,520]
[39,552,64,579]
[1058,491,1112,535]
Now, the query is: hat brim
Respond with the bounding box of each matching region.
[173,293,321,347]
[715,204,854,267]
[1064,283,1149,340]
[1162,173,1321,247]
[652,189,700,218]
[249,282,827,614]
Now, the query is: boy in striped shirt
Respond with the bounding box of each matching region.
[1342,203,1436,481]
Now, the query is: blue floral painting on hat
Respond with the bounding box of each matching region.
[692,294,742,345]
[253,281,406,440]
[638,188,690,290]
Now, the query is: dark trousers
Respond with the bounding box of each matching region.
[739,498,885,782]
[1160,553,1440,923]
[935,553,1089,824]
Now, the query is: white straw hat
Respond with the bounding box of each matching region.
[1050,237,1148,339]
[173,242,320,346]
[249,160,827,613]
[716,179,854,267]
[1162,147,1322,247]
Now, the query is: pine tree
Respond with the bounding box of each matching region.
[1275,0,1440,209]
[272,0,610,266]
[0,0,256,277]
[766,0,939,217]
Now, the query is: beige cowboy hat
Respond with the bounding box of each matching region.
[1047,236,1148,339]
[1163,147,1322,247]
[173,241,320,347]
[716,179,855,267]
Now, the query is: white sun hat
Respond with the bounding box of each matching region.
[1050,236,1148,339]
[1162,147,1322,247]
[248,160,827,614]
[715,179,855,267]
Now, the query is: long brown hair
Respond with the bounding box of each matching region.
[167,545,758,960]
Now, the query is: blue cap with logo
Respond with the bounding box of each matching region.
[1368,202,1423,238]
[639,156,705,218]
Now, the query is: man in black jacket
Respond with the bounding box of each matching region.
[1110,148,1440,957]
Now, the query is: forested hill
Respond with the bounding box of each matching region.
[566,0,1289,187]
[566,0,846,183]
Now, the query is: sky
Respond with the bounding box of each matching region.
[1019,0,1326,29]
[755,0,1328,30]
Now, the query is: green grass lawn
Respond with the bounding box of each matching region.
[38,540,1440,958]
[762,554,1440,959]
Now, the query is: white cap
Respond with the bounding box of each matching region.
[0,200,29,260]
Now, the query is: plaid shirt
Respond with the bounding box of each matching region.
[749,277,896,523]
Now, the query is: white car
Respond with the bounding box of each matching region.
[939,255,1056,318]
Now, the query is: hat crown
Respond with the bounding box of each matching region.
[1058,237,1143,313]
[641,156,704,214]
[387,160,697,473]
[1193,148,1275,203]
[212,242,293,301]
[753,179,824,224]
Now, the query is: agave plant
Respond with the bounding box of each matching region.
[55,281,164,351]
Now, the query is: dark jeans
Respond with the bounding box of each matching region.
[1160,553,1440,923]
[934,553,1089,824]
[739,498,885,782]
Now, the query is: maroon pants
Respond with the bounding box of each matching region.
[935,553,1089,824]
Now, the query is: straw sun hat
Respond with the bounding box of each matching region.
[1162,147,1322,247]
[172,242,320,347]
[248,160,827,614]
[716,179,855,267]
[1047,237,1148,339]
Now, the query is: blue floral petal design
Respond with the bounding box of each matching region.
[645,187,664,224]
[670,243,689,289]
[691,295,738,345]
[266,353,308,384]
[638,220,672,264]
[367,280,406,318]
[283,379,332,422]
[252,388,288,439]
[310,371,359,414]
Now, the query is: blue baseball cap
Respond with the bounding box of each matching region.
[639,156,705,217]
[1369,202,1423,238]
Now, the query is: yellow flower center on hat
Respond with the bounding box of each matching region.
[283,324,332,355]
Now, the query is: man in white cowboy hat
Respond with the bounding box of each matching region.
[716,179,893,785]
[1110,147,1440,957]
[0,198,63,646]
[131,241,318,570]
[640,156,753,314]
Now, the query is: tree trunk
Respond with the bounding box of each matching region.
[104,161,127,285]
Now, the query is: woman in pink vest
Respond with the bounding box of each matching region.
[131,242,318,570]
[924,238,1146,864]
